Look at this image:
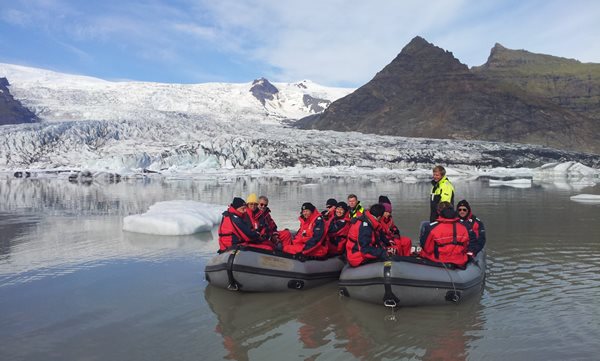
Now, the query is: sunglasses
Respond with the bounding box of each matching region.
[458,208,468,212]
[259,203,267,207]
[326,205,334,208]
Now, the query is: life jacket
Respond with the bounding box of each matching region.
[459,212,486,254]
[380,215,400,239]
[419,216,469,266]
[380,215,412,256]
[218,206,254,252]
[261,206,278,235]
[349,202,364,219]
[430,176,455,222]
[246,207,261,231]
[326,213,351,256]
[283,210,327,257]
[346,211,386,267]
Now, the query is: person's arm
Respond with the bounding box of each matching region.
[302,217,325,253]
[357,223,386,259]
[231,215,260,242]
[468,219,486,254]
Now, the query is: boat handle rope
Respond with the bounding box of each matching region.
[226,248,241,291]
[382,261,400,308]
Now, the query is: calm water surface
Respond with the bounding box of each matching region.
[1,175,599,361]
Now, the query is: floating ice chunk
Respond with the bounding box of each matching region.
[123,200,225,235]
[489,178,532,188]
[535,162,600,177]
[569,194,600,203]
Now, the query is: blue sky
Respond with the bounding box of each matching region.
[1,0,599,87]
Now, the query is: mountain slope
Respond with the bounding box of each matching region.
[299,37,600,154]
[0,63,353,124]
[0,77,38,125]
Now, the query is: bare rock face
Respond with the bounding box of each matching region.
[299,37,600,155]
[0,77,39,125]
[250,77,279,106]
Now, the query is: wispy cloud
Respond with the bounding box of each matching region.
[1,0,599,85]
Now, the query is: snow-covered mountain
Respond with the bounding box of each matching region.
[0,62,599,176]
[0,63,353,124]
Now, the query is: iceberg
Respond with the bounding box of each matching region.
[123,200,225,235]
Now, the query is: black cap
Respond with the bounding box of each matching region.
[457,199,471,212]
[231,197,246,209]
[370,204,385,218]
[301,202,316,212]
[326,198,338,207]
[336,201,349,212]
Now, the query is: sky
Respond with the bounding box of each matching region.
[1,0,599,87]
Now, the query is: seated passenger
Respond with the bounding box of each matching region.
[281,203,328,257]
[326,201,351,256]
[419,202,474,267]
[257,195,278,242]
[346,204,394,267]
[321,198,338,221]
[245,193,261,231]
[456,199,486,256]
[378,197,412,257]
[218,197,274,252]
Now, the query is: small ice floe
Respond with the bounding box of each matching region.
[301,183,320,187]
[535,162,600,178]
[489,178,532,188]
[569,194,600,204]
[123,200,225,235]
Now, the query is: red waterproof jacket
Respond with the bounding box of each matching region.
[283,210,327,257]
[346,211,387,267]
[419,215,472,266]
[459,210,486,255]
[218,206,263,252]
[326,213,350,256]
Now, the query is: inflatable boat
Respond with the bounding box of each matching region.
[338,250,486,307]
[205,246,345,292]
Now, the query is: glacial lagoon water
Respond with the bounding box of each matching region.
[1,174,600,361]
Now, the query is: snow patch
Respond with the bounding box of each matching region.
[123,200,225,235]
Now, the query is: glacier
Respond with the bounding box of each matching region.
[0,62,599,180]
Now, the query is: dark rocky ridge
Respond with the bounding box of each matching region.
[0,77,38,125]
[298,37,600,155]
[250,77,278,105]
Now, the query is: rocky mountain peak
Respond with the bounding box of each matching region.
[480,43,581,70]
[250,77,279,106]
[373,36,468,81]
[0,77,39,125]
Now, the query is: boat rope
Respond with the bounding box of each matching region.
[441,261,459,302]
[382,261,400,308]
[226,248,240,291]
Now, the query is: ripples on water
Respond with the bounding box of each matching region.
[1,175,600,360]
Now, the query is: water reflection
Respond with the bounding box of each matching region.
[1,174,600,360]
[205,282,485,361]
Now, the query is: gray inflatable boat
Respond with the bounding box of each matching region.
[205,246,345,292]
[338,250,486,307]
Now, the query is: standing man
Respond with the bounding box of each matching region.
[430,165,454,222]
[347,194,364,218]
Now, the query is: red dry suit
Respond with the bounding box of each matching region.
[218,206,273,252]
[419,215,472,266]
[326,213,351,256]
[345,211,388,267]
[380,215,412,256]
[282,210,327,257]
